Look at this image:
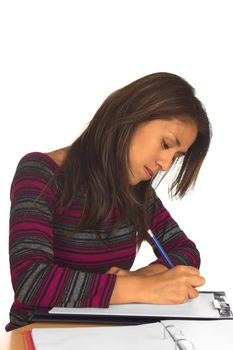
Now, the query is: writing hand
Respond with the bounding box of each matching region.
[141,265,205,304]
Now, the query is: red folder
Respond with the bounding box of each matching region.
[23,331,35,350]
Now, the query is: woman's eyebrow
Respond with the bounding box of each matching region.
[169,133,186,155]
[174,136,181,147]
[168,132,181,147]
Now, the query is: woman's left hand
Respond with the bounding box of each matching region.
[106,266,132,276]
[106,264,168,277]
[133,263,169,276]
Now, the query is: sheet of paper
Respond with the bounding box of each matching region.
[31,323,175,350]
[50,293,219,318]
[31,319,233,350]
[162,319,233,350]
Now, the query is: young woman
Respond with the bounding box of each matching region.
[6,72,211,330]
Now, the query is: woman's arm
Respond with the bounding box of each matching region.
[147,194,201,268]
[9,153,116,309]
[108,193,205,304]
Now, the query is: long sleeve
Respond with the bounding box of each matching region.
[148,193,200,268]
[9,153,116,312]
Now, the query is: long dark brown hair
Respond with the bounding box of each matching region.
[59,72,211,246]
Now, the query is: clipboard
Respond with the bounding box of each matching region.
[29,291,233,325]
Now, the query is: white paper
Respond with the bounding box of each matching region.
[31,323,175,350]
[50,293,219,318]
[31,320,233,350]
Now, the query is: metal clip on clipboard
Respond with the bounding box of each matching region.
[212,291,233,318]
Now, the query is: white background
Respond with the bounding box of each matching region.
[0,0,232,333]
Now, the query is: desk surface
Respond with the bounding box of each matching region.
[0,322,107,350]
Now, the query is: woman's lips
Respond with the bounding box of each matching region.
[144,166,154,178]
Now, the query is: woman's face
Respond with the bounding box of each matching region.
[128,117,198,185]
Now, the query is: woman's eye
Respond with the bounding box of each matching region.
[162,140,169,149]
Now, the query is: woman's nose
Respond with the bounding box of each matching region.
[156,156,174,172]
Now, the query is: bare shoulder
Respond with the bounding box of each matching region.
[46,146,70,167]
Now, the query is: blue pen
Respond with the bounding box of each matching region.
[148,229,174,268]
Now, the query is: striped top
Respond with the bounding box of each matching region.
[6,152,200,331]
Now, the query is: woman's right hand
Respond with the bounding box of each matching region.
[109,265,205,305]
[140,265,205,304]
